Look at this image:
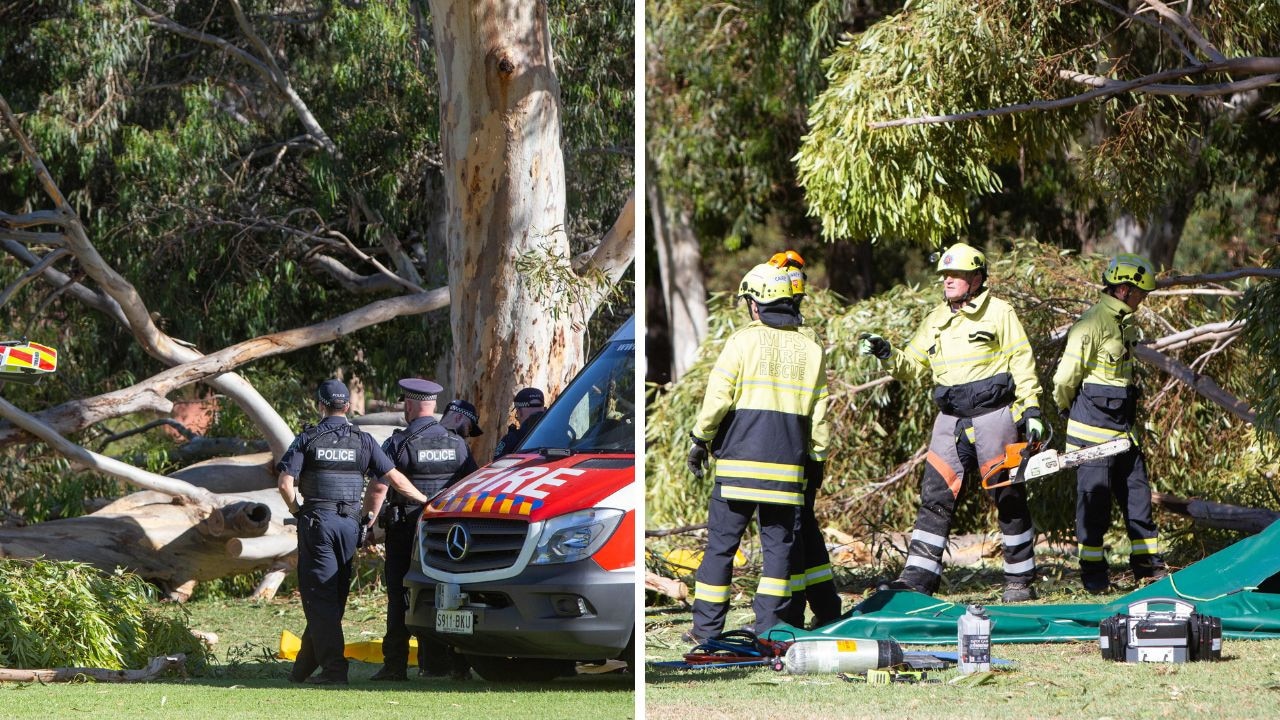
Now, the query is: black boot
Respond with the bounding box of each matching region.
[1080,560,1110,594]
[1132,555,1168,582]
[1001,581,1037,603]
[370,665,408,682]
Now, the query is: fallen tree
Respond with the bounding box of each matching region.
[0,394,293,600]
[0,1,632,593]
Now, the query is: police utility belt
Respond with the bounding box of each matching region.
[302,498,359,516]
[378,502,421,528]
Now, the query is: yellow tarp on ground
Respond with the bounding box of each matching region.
[277,630,418,665]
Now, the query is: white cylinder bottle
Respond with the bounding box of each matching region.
[783,638,903,675]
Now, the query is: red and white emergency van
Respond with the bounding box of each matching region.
[403,317,635,681]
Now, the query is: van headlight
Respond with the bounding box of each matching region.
[531,509,624,565]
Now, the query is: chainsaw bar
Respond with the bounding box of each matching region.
[983,438,1132,489]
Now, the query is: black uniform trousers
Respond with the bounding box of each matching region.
[692,490,799,639]
[1068,385,1163,581]
[290,502,358,682]
[1076,448,1161,578]
[783,464,841,628]
[381,506,462,675]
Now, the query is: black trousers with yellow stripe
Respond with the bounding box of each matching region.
[692,487,799,639]
[1076,449,1160,577]
[1067,384,1162,579]
[783,464,841,628]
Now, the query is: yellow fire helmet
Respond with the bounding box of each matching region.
[1103,253,1156,291]
[738,263,795,305]
[933,242,986,274]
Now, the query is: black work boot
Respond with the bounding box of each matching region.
[1080,560,1110,594]
[681,629,707,647]
[1081,573,1110,594]
[878,576,931,595]
[1001,581,1037,603]
[370,665,408,682]
[1132,555,1168,583]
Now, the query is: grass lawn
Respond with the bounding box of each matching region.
[643,567,1280,720]
[0,586,635,720]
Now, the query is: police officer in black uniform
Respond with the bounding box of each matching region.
[277,379,427,686]
[441,398,484,440]
[369,379,478,682]
[492,387,546,460]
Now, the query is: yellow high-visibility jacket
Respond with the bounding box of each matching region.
[692,321,829,506]
[1052,293,1141,450]
[886,289,1041,421]
[1052,293,1138,409]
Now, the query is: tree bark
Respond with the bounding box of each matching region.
[647,166,706,382]
[430,0,585,459]
[0,288,449,450]
[0,654,187,683]
[0,489,293,601]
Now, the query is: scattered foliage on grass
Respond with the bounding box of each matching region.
[0,558,208,673]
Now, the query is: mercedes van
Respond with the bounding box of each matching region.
[403,317,635,681]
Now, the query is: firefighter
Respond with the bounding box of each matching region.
[370,379,478,682]
[767,250,842,628]
[492,387,547,459]
[277,379,427,685]
[859,243,1044,603]
[685,263,830,643]
[1052,254,1167,593]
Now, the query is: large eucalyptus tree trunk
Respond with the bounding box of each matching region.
[647,168,706,382]
[429,0,584,458]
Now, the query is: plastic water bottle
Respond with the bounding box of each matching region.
[957,604,992,674]
[783,638,903,675]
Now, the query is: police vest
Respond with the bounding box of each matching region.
[297,424,367,502]
[390,421,465,501]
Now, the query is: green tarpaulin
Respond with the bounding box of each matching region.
[764,520,1280,645]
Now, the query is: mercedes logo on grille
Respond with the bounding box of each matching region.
[445,523,471,561]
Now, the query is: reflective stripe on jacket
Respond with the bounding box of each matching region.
[1053,293,1143,451]
[886,289,1041,421]
[692,321,829,506]
[1052,293,1139,410]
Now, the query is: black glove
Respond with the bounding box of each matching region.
[859,333,892,360]
[1018,408,1045,442]
[804,459,826,494]
[687,437,709,479]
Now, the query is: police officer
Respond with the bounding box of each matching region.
[767,250,842,629]
[685,263,829,643]
[492,387,546,459]
[277,379,428,685]
[369,379,477,682]
[1052,254,1167,593]
[860,243,1043,602]
[441,398,484,440]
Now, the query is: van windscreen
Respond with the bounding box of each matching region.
[517,339,635,455]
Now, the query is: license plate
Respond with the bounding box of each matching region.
[436,609,473,635]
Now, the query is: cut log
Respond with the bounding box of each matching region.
[645,571,689,603]
[250,559,295,601]
[0,484,298,601]
[0,654,186,683]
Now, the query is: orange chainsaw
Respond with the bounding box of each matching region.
[981,425,1132,490]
